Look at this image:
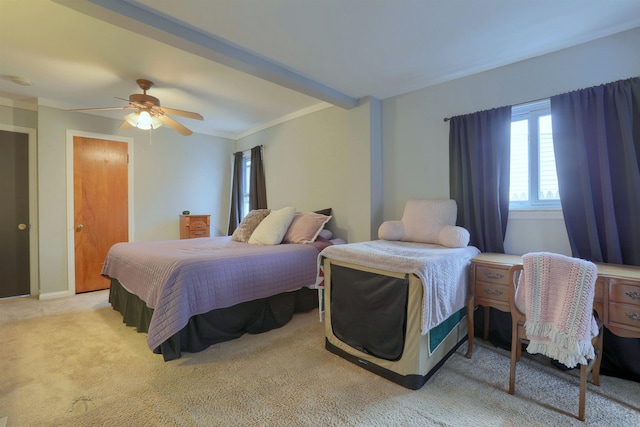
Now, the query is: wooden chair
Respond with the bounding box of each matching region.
[507,259,604,421]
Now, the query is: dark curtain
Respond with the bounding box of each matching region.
[228,146,268,235]
[249,145,267,210]
[449,106,512,252]
[551,77,640,381]
[449,106,513,348]
[227,151,244,235]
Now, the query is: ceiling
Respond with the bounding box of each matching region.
[1,0,639,139]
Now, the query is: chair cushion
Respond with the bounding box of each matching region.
[378,220,404,241]
[438,225,470,248]
[400,200,457,244]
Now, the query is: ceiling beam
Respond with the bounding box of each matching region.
[53,0,359,109]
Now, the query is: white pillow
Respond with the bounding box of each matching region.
[438,225,470,248]
[378,221,404,241]
[248,207,296,245]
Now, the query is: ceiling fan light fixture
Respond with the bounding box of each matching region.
[71,79,202,136]
[124,112,138,127]
[125,111,163,130]
[149,114,163,129]
[137,110,153,129]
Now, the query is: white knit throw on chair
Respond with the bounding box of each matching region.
[518,252,599,368]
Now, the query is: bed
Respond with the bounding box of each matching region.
[318,200,480,389]
[103,207,334,361]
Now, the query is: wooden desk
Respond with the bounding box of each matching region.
[465,253,640,358]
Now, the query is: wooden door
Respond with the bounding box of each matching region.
[73,136,128,293]
[0,130,30,298]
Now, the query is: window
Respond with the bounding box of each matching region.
[241,151,251,219]
[509,99,560,210]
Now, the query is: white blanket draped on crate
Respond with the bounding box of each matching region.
[319,240,480,333]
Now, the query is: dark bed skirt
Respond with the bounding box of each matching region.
[108,279,318,361]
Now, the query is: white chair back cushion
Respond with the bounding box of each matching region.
[400,200,457,244]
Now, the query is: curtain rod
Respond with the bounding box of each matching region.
[233,144,263,155]
[443,96,553,122]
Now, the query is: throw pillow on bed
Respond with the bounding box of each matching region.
[231,209,271,242]
[248,206,296,245]
[282,212,332,244]
[318,229,333,240]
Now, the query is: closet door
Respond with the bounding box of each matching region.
[0,130,30,298]
[73,136,128,293]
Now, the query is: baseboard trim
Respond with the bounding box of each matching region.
[39,290,74,300]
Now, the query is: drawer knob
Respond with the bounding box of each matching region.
[626,312,639,321]
[484,272,504,280]
[625,291,639,300]
[484,288,503,296]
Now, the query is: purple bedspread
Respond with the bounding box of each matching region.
[102,236,321,349]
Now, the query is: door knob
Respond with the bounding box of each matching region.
[76,224,84,231]
[17,223,27,231]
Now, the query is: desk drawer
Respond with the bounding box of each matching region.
[609,281,640,305]
[180,214,211,239]
[189,217,210,230]
[476,265,509,285]
[189,229,210,238]
[609,302,640,329]
[475,281,509,303]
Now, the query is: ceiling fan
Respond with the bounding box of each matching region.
[69,79,204,136]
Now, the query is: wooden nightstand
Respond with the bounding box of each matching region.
[179,214,210,239]
[465,253,640,358]
[466,253,521,358]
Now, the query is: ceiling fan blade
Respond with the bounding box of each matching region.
[69,106,131,112]
[118,120,133,130]
[116,97,154,110]
[160,107,204,121]
[158,115,193,136]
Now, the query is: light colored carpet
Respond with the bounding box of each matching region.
[1,291,639,426]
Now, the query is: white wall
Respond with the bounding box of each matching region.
[348,97,383,242]
[130,125,233,239]
[382,26,640,255]
[0,104,37,128]
[237,98,383,243]
[237,106,352,239]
